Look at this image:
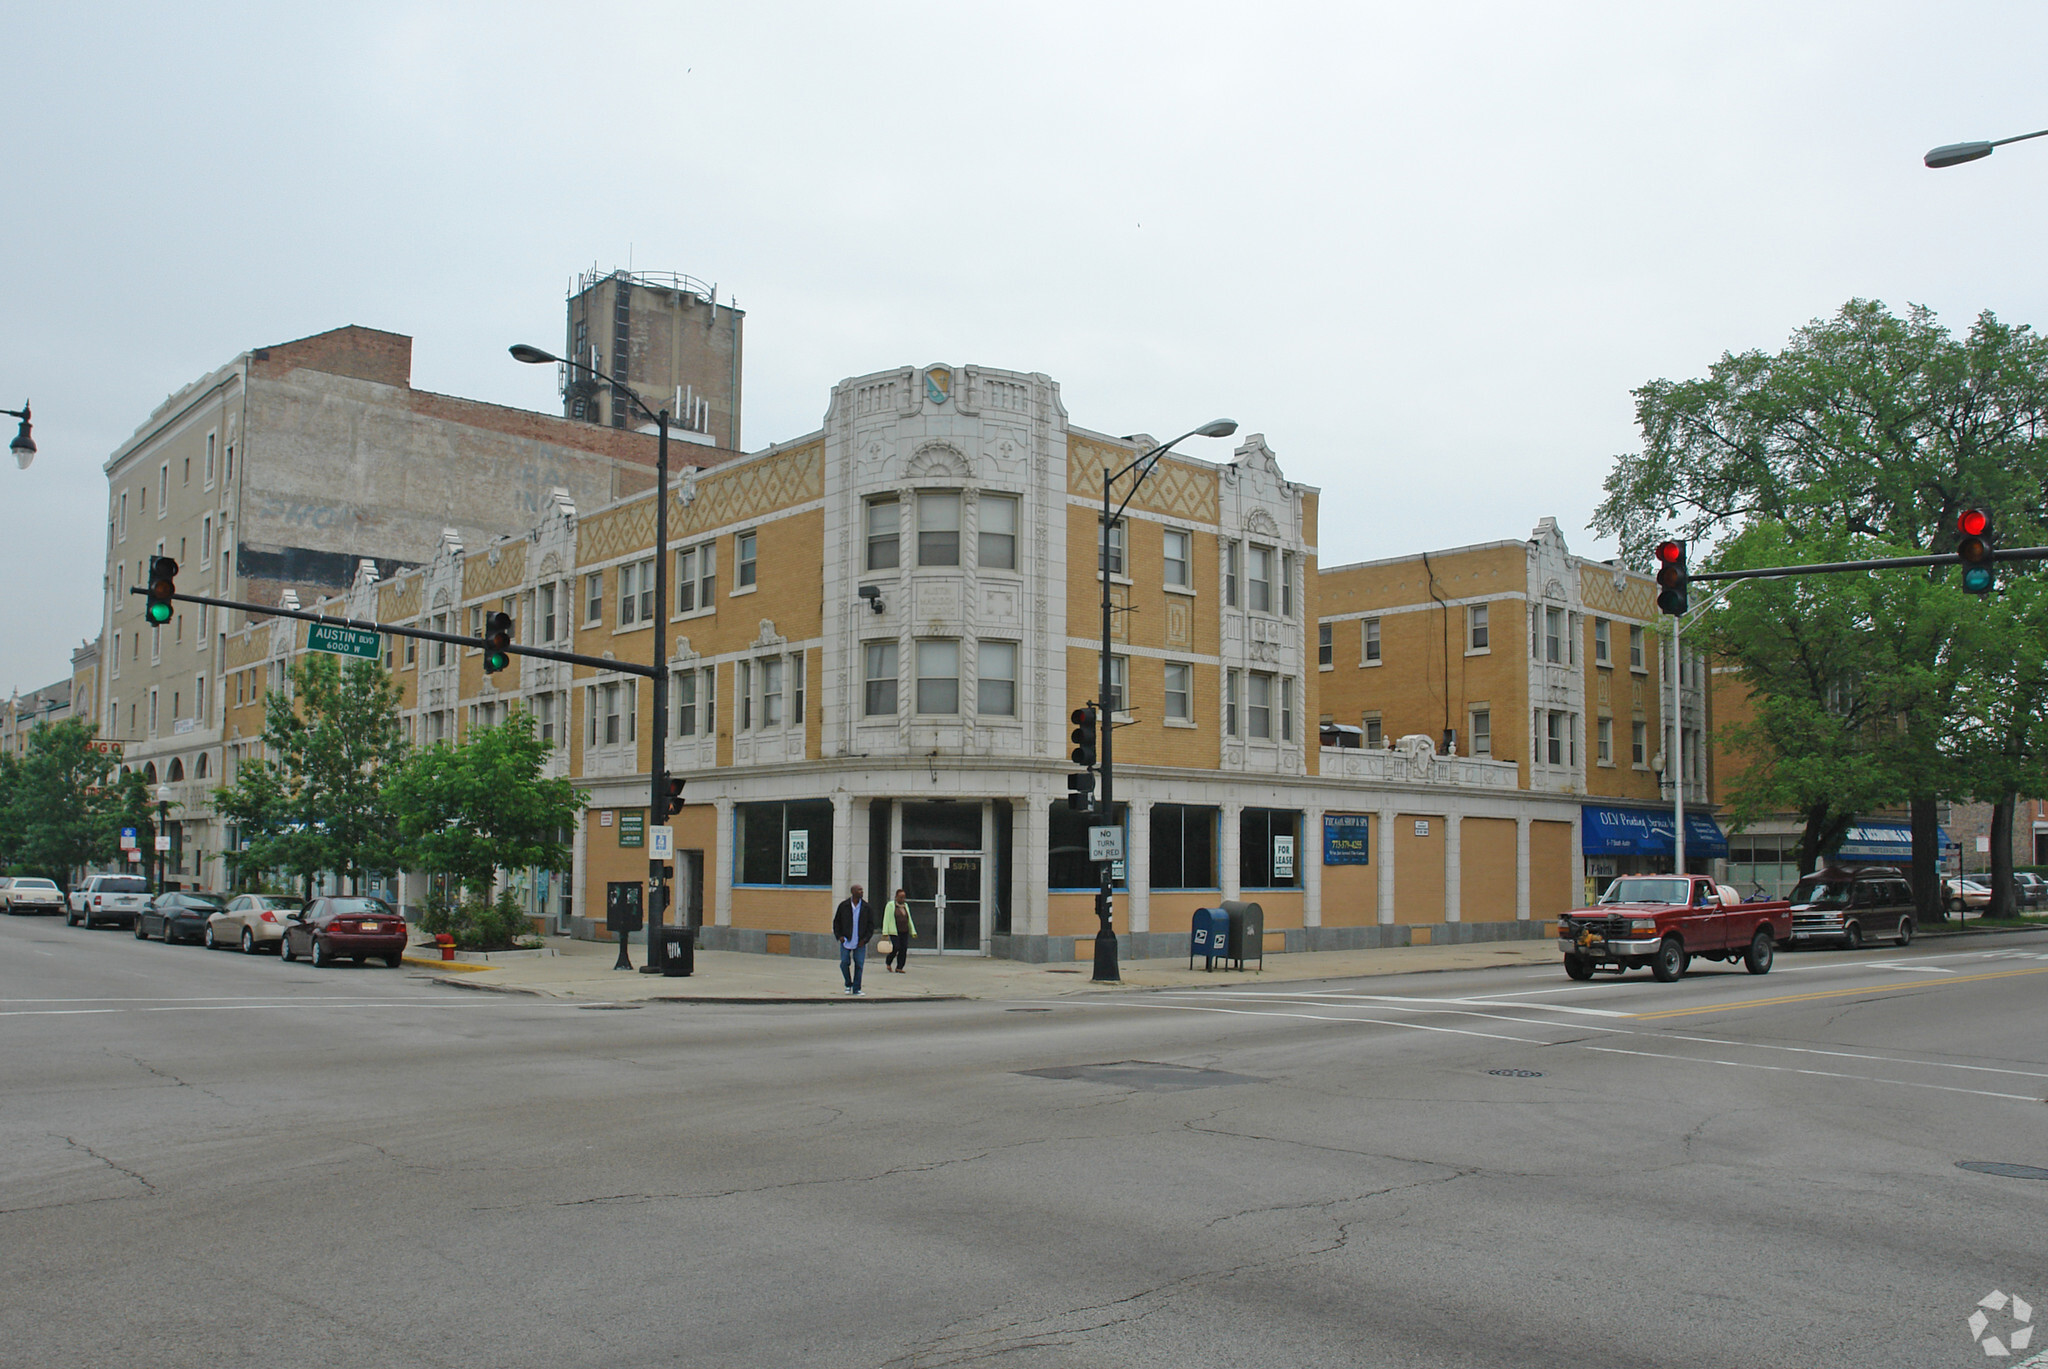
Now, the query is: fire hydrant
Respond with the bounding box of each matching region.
[435,932,456,962]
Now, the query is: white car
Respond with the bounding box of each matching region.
[67,874,153,928]
[2,877,66,915]
[1945,878,1992,912]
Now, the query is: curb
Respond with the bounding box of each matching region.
[646,993,970,1005]
[401,954,495,973]
[419,974,542,996]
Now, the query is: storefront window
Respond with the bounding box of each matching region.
[735,799,834,886]
[1239,808,1302,889]
[1048,801,1126,890]
[1151,804,1219,890]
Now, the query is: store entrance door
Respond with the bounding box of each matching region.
[901,853,982,953]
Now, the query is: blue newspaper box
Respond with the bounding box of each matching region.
[1190,908,1230,970]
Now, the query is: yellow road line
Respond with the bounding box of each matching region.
[1633,965,2048,1020]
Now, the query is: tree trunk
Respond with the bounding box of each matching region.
[1990,793,2018,919]
[1910,793,1946,922]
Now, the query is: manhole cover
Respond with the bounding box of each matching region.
[1488,1068,1544,1078]
[1019,1061,1264,1092]
[577,1004,643,1011]
[1957,1161,2048,1180]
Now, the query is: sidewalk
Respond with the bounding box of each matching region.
[400,934,1564,1003]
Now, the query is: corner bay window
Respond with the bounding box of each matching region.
[736,799,833,887]
[916,640,959,714]
[978,641,1017,716]
[864,642,898,716]
[918,492,961,567]
[979,495,1017,570]
[866,496,899,571]
[1239,808,1302,889]
[1150,804,1218,890]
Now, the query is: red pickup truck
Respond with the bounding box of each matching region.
[1557,875,1793,982]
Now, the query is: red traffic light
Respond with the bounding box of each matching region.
[1654,540,1684,565]
[1958,508,1989,538]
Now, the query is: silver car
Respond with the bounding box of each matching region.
[206,894,303,954]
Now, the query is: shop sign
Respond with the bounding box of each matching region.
[1323,814,1370,865]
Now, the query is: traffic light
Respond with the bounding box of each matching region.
[1654,540,1689,616]
[482,611,513,673]
[1070,705,1098,768]
[145,556,178,625]
[659,774,685,818]
[1957,508,1995,594]
[1067,771,1096,812]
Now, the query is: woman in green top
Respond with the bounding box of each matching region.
[881,888,914,972]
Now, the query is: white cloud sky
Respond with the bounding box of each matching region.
[5,0,2046,694]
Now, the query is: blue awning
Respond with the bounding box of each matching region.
[1581,804,1729,858]
[1830,821,1954,861]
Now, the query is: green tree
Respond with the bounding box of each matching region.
[386,711,584,901]
[212,653,406,895]
[1595,300,2048,917]
[2,719,123,885]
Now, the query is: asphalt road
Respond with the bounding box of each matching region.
[4,913,2046,1369]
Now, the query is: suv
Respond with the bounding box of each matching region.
[1788,868,1915,948]
[67,874,153,929]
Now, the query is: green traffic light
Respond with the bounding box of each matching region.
[1962,565,1995,594]
[146,601,172,624]
[485,650,510,672]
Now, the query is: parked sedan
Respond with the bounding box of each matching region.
[2013,873,2048,909]
[279,897,408,968]
[2,877,66,915]
[135,892,226,944]
[1945,878,1992,912]
[206,894,302,953]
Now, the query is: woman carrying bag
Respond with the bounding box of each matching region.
[880,888,915,973]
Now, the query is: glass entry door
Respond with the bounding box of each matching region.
[901,854,982,953]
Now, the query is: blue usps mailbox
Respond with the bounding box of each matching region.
[1189,908,1230,970]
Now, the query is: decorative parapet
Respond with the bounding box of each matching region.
[1319,733,1519,790]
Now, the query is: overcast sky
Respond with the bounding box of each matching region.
[4,1,2045,696]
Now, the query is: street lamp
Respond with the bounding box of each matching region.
[154,783,174,896]
[5,401,34,469]
[1925,126,2048,168]
[1092,418,1238,984]
[511,343,676,972]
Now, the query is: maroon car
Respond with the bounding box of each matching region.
[279,896,409,968]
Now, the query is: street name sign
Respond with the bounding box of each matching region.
[307,623,381,660]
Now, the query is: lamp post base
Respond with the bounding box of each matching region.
[1092,923,1121,983]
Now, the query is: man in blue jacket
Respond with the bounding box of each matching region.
[832,884,878,996]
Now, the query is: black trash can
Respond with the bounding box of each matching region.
[1221,900,1265,970]
[659,927,696,977]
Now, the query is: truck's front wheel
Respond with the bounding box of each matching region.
[1744,929,1775,975]
[1563,954,1595,981]
[1651,937,1687,982]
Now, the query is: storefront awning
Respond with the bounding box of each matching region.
[1829,821,1954,861]
[1581,804,1729,858]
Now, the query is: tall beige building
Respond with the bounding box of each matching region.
[93,324,732,887]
